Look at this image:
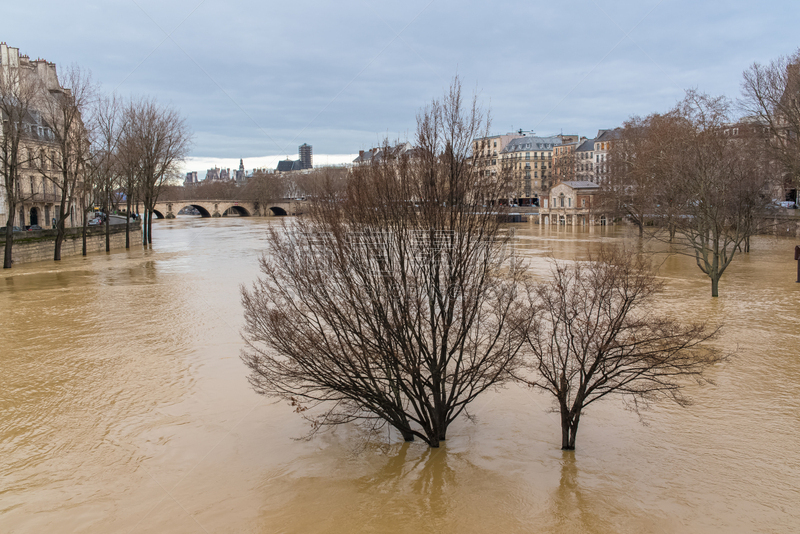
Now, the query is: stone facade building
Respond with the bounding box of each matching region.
[0,42,81,230]
[538,180,605,226]
[499,134,579,205]
[592,129,620,185]
[552,129,619,185]
[472,132,524,180]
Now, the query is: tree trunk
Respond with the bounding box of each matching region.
[125,195,131,249]
[147,211,153,244]
[142,207,148,245]
[82,209,88,256]
[105,190,111,252]
[560,405,581,450]
[4,220,14,269]
[711,275,719,298]
[54,217,64,261]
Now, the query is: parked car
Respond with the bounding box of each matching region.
[88,218,103,226]
[28,225,42,231]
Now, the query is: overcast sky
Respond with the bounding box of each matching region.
[4,0,799,170]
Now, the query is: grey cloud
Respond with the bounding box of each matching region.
[4,0,799,159]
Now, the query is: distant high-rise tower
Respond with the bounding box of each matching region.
[299,143,313,170]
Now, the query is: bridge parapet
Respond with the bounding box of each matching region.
[152,199,304,219]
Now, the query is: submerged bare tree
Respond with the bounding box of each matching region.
[522,246,722,451]
[664,91,771,297]
[241,79,528,447]
[87,94,124,253]
[608,91,771,296]
[604,114,688,238]
[123,97,191,245]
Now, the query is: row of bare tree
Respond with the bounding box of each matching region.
[1,63,191,268]
[241,79,724,451]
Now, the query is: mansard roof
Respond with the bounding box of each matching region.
[594,128,621,143]
[500,135,563,153]
[576,138,595,152]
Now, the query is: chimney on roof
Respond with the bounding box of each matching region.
[359,150,364,158]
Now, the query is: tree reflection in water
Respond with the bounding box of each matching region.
[548,452,614,534]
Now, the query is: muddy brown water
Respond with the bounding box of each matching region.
[1,218,798,533]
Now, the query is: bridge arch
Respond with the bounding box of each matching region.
[222,205,251,217]
[178,204,212,217]
[269,206,288,216]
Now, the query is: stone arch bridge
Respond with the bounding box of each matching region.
[152,199,304,219]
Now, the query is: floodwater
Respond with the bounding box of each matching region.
[1,217,798,533]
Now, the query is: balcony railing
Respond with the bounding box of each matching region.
[15,192,60,203]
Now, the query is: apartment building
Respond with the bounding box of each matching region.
[1,43,81,230]
[498,134,579,205]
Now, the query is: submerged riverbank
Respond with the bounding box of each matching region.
[1,221,142,265]
[1,217,798,533]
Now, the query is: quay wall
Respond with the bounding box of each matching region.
[1,222,142,265]
[762,213,800,238]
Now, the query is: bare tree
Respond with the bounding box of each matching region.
[522,246,721,451]
[663,91,771,297]
[741,48,800,200]
[123,97,191,244]
[87,93,124,253]
[608,91,771,296]
[0,54,41,268]
[552,144,577,184]
[241,79,527,447]
[39,65,95,261]
[292,167,348,199]
[116,120,142,248]
[604,116,661,236]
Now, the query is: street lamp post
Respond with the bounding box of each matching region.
[795,245,800,283]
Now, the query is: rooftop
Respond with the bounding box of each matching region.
[560,180,600,189]
[500,136,563,153]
